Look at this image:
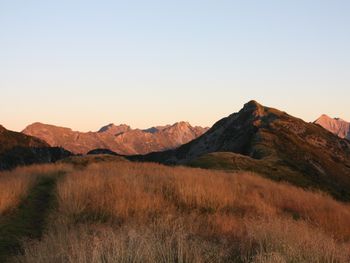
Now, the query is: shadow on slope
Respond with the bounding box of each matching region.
[129,101,350,201]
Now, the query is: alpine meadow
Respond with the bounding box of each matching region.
[1,1,350,262]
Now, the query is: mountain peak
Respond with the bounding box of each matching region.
[23,122,73,133]
[243,100,263,110]
[98,123,131,134]
[316,114,347,123]
[172,121,191,128]
[315,114,350,140]
[316,114,332,121]
[143,125,170,133]
[139,102,350,200]
[26,122,45,128]
[241,100,266,116]
[25,122,59,128]
[237,100,271,120]
[98,123,115,131]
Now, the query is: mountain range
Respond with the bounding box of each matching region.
[134,101,350,200]
[22,122,208,155]
[2,100,350,200]
[314,114,350,140]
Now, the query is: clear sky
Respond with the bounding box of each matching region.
[1,0,349,132]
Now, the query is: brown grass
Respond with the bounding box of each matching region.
[16,161,350,262]
[0,164,71,216]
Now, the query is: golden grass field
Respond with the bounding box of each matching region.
[0,164,71,216]
[1,158,350,262]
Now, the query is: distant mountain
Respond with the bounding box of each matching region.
[314,114,350,140]
[134,101,350,200]
[0,125,71,170]
[98,124,131,135]
[22,122,208,155]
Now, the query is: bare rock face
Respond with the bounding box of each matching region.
[314,115,350,140]
[22,122,208,155]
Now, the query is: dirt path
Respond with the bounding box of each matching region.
[0,174,61,262]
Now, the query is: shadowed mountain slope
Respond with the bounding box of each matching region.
[22,122,208,155]
[0,125,49,152]
[0,125,71,170]
[134,101,350,200]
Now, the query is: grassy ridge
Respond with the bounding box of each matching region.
[16,161,350,263]
[188,152,350,200]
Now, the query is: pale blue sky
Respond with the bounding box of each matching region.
[1,0,349,131]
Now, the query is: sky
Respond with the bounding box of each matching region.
[1,0,349,132]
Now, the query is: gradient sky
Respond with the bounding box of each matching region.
[1,0,349,132]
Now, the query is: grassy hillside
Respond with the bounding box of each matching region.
[134,101,350,201]
[1,158,350,262]
[188,152,350,200]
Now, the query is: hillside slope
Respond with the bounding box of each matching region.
[0,125,71,170]
[135,101,350,200]
[0,125,48,152]
[8,162,350,263]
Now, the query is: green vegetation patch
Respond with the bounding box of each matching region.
[0,173,62,262]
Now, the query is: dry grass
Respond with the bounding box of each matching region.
[16,161,350,262]
[20,221,225,263]
[0,164,71,216]
[240,218,350,263]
